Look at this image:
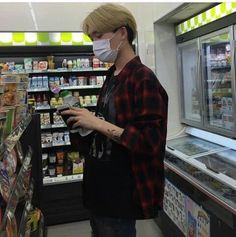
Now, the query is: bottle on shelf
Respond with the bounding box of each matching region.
[58,90,93,136]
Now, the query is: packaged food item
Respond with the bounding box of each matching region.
[72,161,83,174]
[41,133,52,147]
[15,141,24,164]
[48,165,56,177]
[5,149,18,178]
[53,112,65,125]
[72,59,77,68]
[96,76,104,86]
[84,95,91,105]
[56,151,65,165]
[0,166,10,201]
[49,153,56,164]
[93,57,100,68]
[76,58,81,68]
[40,113,50,127]
[24,58,32,71]
[67,60,73,69]
[0,111,7,144]
[89,76,97,85]
[62,59,67,68]
[56,165,63,175]
[91,95,97,104]
[3,107,15,137]
[78,76,86,86]
[38,61,48,70]
[37,76,43,88]
[42,76,49,88]
[33,61,39,70]
[1,83,17,106]
[6,211,17,237]
[14,64,24,71]
[42,153,48,170]
[42,94,49,106]
[7,62,15,71]
[64,132,70,144]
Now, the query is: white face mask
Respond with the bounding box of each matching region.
[93,33,122,63]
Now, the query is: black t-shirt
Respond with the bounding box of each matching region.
[83,74,143,218]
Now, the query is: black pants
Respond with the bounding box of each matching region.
[90,214,136,237]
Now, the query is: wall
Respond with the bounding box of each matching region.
[154,4,185,138]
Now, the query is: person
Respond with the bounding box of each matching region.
[61,3,168,237]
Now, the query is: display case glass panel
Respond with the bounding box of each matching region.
[178,40,201,123]
[165,151,236,211]
[195,149,236,180]
[167,135,224,157]
[201,30,234,130]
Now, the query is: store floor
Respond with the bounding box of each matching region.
[48,219,164,237]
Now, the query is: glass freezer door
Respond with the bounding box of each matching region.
[201,28,235,131]
[178,40,202,124]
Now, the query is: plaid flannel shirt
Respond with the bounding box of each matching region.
[97,56,168,218]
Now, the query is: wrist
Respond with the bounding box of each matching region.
[93,116,105,131]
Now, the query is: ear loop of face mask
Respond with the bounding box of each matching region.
[109,29,124,51]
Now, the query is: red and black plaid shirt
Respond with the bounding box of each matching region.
[97,56,168,218]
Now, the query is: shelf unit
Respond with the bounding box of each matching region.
[0,45,108,225]
[0,114,45,237]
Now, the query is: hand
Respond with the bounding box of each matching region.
[60,107,102,131]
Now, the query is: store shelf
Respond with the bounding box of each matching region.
[35,105,52,111]
[27,88,50,92]
[43,174,83,186]
[41,142,71,148]
[28,84,102,93]
[3,67,108,75]
[41,124,67,130]
[60,85,102,90]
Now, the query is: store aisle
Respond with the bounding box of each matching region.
[47,219,164,237]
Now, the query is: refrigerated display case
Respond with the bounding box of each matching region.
[160,134,236,237]
[177,26,236,138]
[201,27,236,135]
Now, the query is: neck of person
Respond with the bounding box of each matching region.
[113,44,136,76]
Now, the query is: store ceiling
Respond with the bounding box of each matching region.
[0,2,214,31]
[0,2,102,31]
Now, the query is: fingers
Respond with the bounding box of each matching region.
[60,108,81,116]
[67,116,78,124]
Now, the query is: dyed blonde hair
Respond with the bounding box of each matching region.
[82,3,137,44]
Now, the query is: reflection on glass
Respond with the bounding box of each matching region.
[195,149,236,179]
[180,42,201,122]
[167,136,224,157]
[202,33,234,130]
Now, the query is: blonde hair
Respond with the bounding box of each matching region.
[82,3,137,44]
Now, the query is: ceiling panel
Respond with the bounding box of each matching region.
[0,3,35,31]
[31,2,102,31]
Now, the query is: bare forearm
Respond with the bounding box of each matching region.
[94,118,124,143]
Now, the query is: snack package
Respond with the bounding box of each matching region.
[0,165,10,202]
[0,111,7,144]
[24,58,32,71]
[15,141,24,164]
[6,211,17,237]
[3,107,15,137]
